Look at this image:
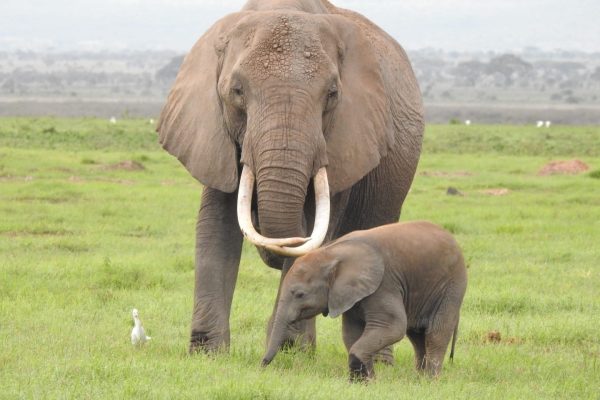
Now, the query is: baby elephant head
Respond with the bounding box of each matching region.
[262,240,384,366]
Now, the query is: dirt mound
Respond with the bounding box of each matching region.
[0,175,34,182]
[482,188,510,196]
[484,330,523,344]
[105,160,145,171]
[538,160,589,176]
[68,176,86,184]
[486,331,502,343]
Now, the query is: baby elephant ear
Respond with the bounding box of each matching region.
[327,241,385,318]
[157,14,242,193]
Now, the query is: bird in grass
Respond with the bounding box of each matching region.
[131,308,151,345]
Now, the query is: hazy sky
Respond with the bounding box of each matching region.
[1,0,599,52]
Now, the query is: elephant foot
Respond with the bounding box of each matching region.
[373,345,395,365]
[189,330,228,354]
[348,354,374,383]
[424,356,443,378]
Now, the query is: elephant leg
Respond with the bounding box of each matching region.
[266,258,316,350]
[341,309,393,365]
[423,305,459,376]
[189,187,243,353]
[342,314,365,352]
[423,331,452,377]
[373,345,395,365]
[348,323,405,382]
[347,306,407,382]
[407,330,427,371]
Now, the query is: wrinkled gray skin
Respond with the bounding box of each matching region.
[263,222,468,380]
[157,0,424,354]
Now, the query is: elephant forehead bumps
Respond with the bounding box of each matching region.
[243,15,322,82]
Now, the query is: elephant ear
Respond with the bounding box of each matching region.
[157,14,242,193]
[323,16,394,194]
[327,241,385,318]
[326,10,424,193]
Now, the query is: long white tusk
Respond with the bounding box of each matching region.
[237,165,310,247]
[264,167,330,257]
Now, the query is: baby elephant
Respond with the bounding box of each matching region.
[262,221,467,380]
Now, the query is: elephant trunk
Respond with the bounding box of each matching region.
[237,166,310,248]
[262,305,289,366]
[237,100,330,256]
[256,158,310,240]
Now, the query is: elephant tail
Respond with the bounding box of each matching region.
[449,316,459,363]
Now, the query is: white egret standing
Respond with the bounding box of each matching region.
[131,309,151,345]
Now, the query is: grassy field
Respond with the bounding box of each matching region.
[1,118,599,399]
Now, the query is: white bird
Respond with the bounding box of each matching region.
[131,308,151,345]
[536,120,544,128]
[149,118,155,124]
[545,120,551,128]
[464,120,471,126]
[109,116,117,124]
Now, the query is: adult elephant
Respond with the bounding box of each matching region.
[158,0,424,355]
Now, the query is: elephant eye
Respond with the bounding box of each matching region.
[230,82,245,110]
[232,86,244,97]
[325,83,339,113]
[293,291,305,299]
[328,86,338,99]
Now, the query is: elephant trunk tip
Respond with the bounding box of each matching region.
[261,357,272,367]
[262,340,281,367]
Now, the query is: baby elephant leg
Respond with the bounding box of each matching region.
[347,317,406,382]
[373,345,395,365]
[424,331,452,376]
[407,330,427,371]
[342,314,364,352]
[424,306,460,376]
[343,317,394,365]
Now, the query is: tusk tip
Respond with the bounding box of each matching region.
[292,237,311,245]
[264,244,285,255]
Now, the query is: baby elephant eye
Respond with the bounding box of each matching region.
[294,291,305,299]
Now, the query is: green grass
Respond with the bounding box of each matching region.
[1,118,599,399]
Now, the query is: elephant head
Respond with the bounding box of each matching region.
[158,9,398,256]
[262,240,384,365]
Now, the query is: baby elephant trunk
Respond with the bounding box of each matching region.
[261,311,288,366]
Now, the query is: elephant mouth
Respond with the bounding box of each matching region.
[237,165,330,257]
